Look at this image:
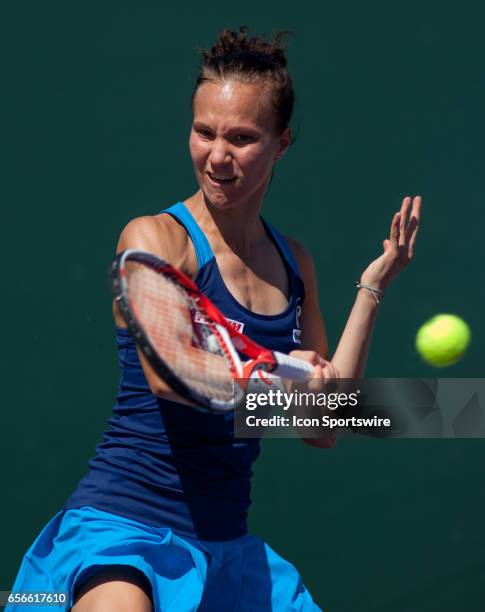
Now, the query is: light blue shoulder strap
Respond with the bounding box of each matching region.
[261,218,301,277]
[161,202,214,268]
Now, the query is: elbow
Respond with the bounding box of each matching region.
[148,381,192,407]
[148,381,168,398]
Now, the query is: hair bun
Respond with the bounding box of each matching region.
[202,26,289,69]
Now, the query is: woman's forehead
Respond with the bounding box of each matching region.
[193,81,274,130]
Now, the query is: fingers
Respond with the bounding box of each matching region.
[311,362,340,381]
[323,362,340,379]
[400,195,421,230]
[312,364,325,379]
[389,212,401,247]
[289,350,328,368]
[410,194,422,221]
[307,363,340,394]
[288,351,340,387]
[399,197,412,247]
[389,195,421,260]
[406,196,421,258]
[309,361,339,379]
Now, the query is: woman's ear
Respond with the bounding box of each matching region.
[275,127,292,160]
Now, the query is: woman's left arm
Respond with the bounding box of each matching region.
[289,195,422,379]
[331,195,421,378]
[287,195,421,448]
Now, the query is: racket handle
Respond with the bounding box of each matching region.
[272,351,314,381]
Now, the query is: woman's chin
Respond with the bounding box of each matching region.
[201,189,244,211]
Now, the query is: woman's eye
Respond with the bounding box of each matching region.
[196,129,212,139]
[233,135,254,144]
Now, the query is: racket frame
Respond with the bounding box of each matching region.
[110,249,312,412]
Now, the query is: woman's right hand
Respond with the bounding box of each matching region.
[289,350,340,390]
[288,350,340,448]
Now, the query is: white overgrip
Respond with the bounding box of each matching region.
[272,351,314,381]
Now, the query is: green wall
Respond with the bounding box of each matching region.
[2,2,484,610]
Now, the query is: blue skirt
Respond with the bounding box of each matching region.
[6,506,322,611]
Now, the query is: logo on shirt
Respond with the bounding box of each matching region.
[293,298,302,345]
[193,311,245,333]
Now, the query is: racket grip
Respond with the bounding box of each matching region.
[272,352,314,381]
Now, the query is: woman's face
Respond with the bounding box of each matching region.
[190,80,290,210]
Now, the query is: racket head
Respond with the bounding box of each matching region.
[110,249,244,412]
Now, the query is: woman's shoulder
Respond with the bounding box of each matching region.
[116,212,196,274]
[277,233,315,282]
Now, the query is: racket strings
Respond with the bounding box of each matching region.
[126,263,235,401]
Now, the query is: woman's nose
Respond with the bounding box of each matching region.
[208,139,232,165]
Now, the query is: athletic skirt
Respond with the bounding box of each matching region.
[6,506,322,611]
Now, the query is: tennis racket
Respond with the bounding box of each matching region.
[110,249,314,413]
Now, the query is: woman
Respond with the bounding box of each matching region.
[7,27,421,611]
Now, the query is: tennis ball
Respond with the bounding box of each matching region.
[416,314,471,367]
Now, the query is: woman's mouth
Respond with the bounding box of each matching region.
[207,172,237,186]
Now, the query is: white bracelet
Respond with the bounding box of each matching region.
[355,281,384,304]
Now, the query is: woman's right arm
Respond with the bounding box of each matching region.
[113,215,196,404]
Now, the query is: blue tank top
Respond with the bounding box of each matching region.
[64,202,305,540]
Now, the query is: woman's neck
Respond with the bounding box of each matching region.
[185,190,268,257]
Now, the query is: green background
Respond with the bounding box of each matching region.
[1,1,484,610]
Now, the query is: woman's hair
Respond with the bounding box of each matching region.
[193,26,294,134]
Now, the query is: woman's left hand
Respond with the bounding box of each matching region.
[360,195,422,292]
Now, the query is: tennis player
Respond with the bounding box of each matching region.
[7,27,421,611]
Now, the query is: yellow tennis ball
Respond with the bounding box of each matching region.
[416,314,471,367]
